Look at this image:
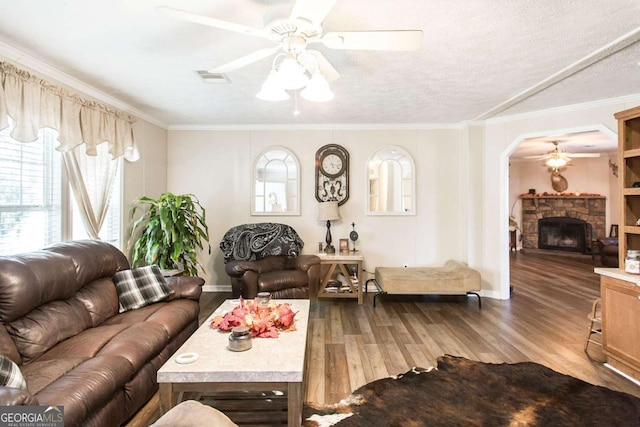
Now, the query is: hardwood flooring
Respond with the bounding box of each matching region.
[198,250,640,408]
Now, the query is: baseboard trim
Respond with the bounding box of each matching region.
[203,284,231,293]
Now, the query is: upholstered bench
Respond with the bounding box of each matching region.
[367,260,482,308]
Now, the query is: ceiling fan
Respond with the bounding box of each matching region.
[157,0,423,101]
[524,140,600,169]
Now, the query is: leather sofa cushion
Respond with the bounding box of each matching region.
[0,251,78,322]
[72,278,119,327]
[22,358,88,395]
[147,300,200,339]
[43,240,130,286]
[98,323,169,372]
[33,355,133,427]
[258,270,308,292]
[0,326,22,365]
[7,298,93,363]
[34,324,130,363]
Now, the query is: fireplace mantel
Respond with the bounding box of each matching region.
[520,196,606,251]
[521,195,605,200]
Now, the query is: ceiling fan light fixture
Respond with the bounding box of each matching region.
[256,71,290,101]
[301,72,334,102]
[545,156,568,168]
[276,55,309,90]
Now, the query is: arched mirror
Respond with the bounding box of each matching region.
[367,145,415,215]
[252,146,300,216]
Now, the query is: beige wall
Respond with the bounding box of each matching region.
[166,128,469,290]
[121,118,168,255]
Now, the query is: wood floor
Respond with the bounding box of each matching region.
[197,250,640,407]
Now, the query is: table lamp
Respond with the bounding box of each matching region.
[318,201,340,254]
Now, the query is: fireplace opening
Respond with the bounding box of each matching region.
[538,217,592,253]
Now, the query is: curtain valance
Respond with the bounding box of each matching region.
[0,61,139,161]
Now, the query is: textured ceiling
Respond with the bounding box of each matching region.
[0,0,639,129]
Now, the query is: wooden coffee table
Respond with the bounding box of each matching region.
[157,299,310,426]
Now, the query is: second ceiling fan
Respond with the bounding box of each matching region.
[524,140,600,169]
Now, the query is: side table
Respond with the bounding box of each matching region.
[317,253,364,305]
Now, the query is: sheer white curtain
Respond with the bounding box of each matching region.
[63,143,121,239]
[0,61,139,240]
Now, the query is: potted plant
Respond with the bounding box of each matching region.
[128,192,211,276]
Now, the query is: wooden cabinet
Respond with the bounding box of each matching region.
[601,275,640,380]
[616,105,640,267]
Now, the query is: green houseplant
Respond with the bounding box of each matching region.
[128,192,211,276]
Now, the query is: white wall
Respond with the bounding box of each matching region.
[167,128,467,290]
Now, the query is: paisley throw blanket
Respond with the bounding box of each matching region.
[220,223,304,263]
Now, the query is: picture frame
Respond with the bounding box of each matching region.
[339,238,349,254]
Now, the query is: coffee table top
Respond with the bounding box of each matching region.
[157,299,310,384]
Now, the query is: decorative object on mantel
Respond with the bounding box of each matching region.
[520,192,602,197]
[210,297,296,338]
[550,169,569,192]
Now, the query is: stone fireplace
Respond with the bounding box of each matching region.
[521,196,605,252]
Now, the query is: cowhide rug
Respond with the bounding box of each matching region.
[303,355,640,426]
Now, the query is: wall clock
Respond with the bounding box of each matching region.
[315,144,349,205]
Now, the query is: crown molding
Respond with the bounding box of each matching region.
[485,93,640,125]
[0,41,167,129]
[166,122,465,131]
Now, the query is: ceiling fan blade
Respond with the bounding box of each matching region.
[208,47,280,73]
[566,153,601,158]
[156,6,268,38]
[321,30,423,51]
[289,0,337,26]
[302,50,341,82]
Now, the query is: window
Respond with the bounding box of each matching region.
[0,123,122,255]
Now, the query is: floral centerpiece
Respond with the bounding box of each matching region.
[210,297,296,338]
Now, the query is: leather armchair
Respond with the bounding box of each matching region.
[597,237,619,267]
[220,223,320,301]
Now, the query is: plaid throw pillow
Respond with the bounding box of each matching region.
[0,355,26,389]
[113,265,174,313]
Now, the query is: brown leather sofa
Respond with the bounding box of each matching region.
[220,223,320,301]
[0,240,204,426]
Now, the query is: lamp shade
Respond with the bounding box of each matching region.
[318,201,340,221]
[301,72,334,102]
[256,70,290,101]
[277,55,309,90]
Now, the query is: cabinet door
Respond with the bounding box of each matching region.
[602,277,640,367]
